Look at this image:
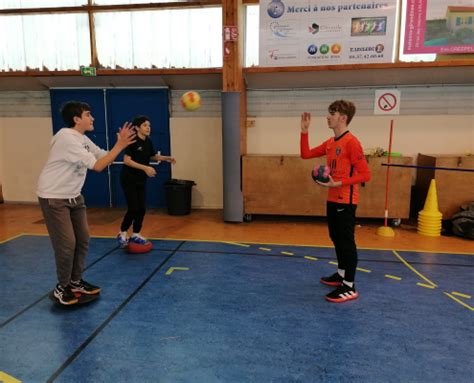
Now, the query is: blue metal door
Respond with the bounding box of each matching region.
[106,89,171,208]
[50,88,171,208]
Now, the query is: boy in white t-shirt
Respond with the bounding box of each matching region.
[37,101,135,305]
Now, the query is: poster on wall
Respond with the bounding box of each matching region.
[259,0,398,67]
[404,0,474,54]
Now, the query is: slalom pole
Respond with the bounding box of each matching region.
[377,119,395,237]
[384,119,393,227]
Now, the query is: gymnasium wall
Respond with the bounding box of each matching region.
[0,117,52,202]
[246,116,474,156]
[170,117,223,209]
[0,91,54,202]
[0,87,473,207]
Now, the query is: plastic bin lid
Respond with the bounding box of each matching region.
[165,179,196,186]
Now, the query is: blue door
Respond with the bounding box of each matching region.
[49,89,110,207]
[50,88,171,208]
[106,89,170,208]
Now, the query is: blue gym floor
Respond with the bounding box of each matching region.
[0,235,473,383]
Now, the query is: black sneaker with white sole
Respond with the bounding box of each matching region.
[320,272,344,286]
[70,279,101,295]
[54,284,79,305]
[325,283,359,303]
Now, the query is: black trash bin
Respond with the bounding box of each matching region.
[165,179,196,215]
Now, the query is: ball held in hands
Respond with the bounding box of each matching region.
[312,165,331,183]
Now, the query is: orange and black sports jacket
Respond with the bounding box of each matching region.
[300,131,371,205]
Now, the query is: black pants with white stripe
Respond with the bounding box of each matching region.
[327,201,358,282]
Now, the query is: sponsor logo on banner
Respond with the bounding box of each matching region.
[348,44,385,60]
[267,0,286,19]
[319,44,330,54]
[308,23,319,34]
[331,43,342,54]
[351,17,387,36]
[307,44,318,55]
[308,21,343,35]
[306,42,342,61]
[268,48,297,61]
[269,21,296,38]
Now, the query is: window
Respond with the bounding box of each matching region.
[0,0,86,9]
[245,4,259,67]
[0,13,91,71]
[94,8,222,69]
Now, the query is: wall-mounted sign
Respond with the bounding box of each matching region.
[403,0,474,55]
[374,89,401,115]
[259,0,398,67]
[80,66,96,76]
[224,26,239,42]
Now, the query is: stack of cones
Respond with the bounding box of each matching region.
[417,179,443,236]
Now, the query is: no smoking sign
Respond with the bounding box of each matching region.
[374,89,401,115]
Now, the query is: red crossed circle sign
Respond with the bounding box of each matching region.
[377,93,397,111]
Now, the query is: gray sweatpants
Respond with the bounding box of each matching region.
[39,195,90,287]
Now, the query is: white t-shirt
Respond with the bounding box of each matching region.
[37,128,107,199]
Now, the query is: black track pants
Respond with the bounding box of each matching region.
[120,181,146,233]
[327,201,358,282]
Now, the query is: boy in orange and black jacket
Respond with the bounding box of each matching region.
[300,100,371,303]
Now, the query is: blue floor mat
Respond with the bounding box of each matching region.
[0,235,473,382]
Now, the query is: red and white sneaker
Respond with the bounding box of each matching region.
[325,283,359,303]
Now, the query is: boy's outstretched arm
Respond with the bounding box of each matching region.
[93,122,136,172]
[154,154,176,164]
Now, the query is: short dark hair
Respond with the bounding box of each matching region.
[132,115,150,128]
[61,101,91,128]
[328,100,356,125]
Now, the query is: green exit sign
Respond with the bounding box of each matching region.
[80,66,96,76]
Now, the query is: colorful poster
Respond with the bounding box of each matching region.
[404,0,474,54]
[259,0,398,67]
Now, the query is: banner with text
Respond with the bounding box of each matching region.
[259,0,398,67]
[404,0,474,55]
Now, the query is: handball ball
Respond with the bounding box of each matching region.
[312,165,331,183]
[180,91,201,111]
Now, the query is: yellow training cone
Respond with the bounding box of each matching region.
[376,225,395,237]
[422,179,442,215]
[417,179,442,236]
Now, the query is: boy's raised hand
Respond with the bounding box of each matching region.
[116,122,136,149]
[301,112,311,133]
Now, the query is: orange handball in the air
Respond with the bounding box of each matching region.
[180,91,201,111]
